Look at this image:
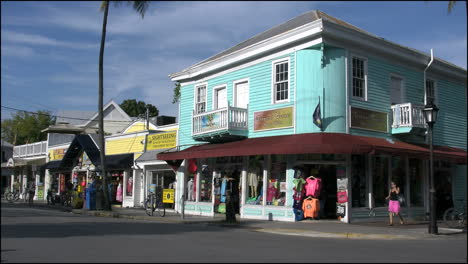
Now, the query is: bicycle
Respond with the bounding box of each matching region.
[5,190,20,203]
[145,191,165,217]
[443,200,467,229]
[60,191,72,207]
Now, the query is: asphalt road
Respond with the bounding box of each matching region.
[1,204,466,263]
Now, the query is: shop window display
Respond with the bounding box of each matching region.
[214,157,242,213]
[372,156,389,208]
[351,155,367,208]
[185,173,196,201]
[267,155,287,206]
[199,164,212,202]
[246,156,264,205]
[126,175,133,197]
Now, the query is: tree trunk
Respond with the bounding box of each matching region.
[99,1,111,211]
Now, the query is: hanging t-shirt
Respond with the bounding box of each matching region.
[302,198,320,218]
[305,177,322,197]
[293,186,306,201]
[293,178,306,192]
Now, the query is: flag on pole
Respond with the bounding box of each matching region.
[313,98,322,130]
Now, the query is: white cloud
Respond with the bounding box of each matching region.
[1,45,36,58]
[3,30,99,50]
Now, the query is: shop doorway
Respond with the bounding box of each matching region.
[297,164,338,219]
[149,170,176,209]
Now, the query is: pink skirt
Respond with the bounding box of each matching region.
[388,200,400,213]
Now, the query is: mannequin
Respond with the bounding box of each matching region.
[248,169,259,198]
[116,181,123,202]
[127,176,133,196]
[187,178,194,201]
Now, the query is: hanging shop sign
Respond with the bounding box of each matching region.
[163,189,175,204]
[254,106,293,131]
[337,190,348,203]
[336,203,346,217]
[350,107,388,133]
[147,131,177,150]
[48,148,68,161]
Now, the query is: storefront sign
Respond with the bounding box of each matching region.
[163,189,175,204]
[336,203,346,217]
[337,191,348,203]
[350,107,388,133]
[147,131,177,150]
[49,148,68,161]
[37,183,44,199]
[254,107,293,131]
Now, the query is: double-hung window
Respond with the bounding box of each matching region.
[195,84,207,114]
[273,59,289,103]
[352,56,367,100]
[425,79,436,105]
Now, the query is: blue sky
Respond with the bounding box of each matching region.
[1,1,466,121]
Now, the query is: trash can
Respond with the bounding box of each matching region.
[85,187,96,210]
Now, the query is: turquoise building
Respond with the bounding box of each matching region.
[159,10,467,223]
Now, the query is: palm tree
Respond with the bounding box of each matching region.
[98,1,149,211]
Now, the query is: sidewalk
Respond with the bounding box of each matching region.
[3,200,466,240]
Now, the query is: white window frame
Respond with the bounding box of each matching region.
[271,57,290,104]
[212,84,228,110]
[194,82,208,114]
[424,78,437,105]
[350,55,368,101]
[389,73,406,105]
[233,78,250,109]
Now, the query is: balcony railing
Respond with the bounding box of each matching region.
[13,141,47,158]
[391,103,426,129]
[193,106,248,136]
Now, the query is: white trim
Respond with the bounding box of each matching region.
[178,38,323,87]
[83,100,132,127]
[193,82,208,114]
[321,20,466,83]
[294,50,297,134]
[171,20,323,81]
[424,78,438,105]
[271,57,291,104]
[350,54,368,101]
[212,84,228,110]
[345,50,350,134]
[232,78,250,109]
[389,73,406,104]
[105,131,148,141]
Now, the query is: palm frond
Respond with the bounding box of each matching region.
[130,1,150,18]
[448,1,457,13]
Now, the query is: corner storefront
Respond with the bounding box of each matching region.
[158,133,467,223]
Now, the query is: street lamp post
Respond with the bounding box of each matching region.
[423,103,439,234]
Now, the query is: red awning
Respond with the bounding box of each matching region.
[157,133,467,164]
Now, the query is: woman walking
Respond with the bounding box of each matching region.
[385,181,405,225]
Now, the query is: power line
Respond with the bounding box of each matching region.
[1,105,136,124]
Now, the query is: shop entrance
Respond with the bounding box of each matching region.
[149,170,176,209]
[296,164,338,219]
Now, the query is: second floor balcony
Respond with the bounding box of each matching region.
[391,103,426,134]
[192,106,248,143]
[13,141,48,158]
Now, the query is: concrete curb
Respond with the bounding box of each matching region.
[253,228,425,240]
